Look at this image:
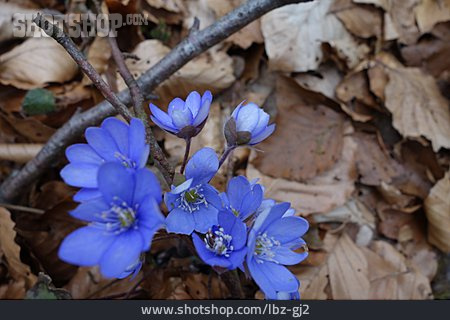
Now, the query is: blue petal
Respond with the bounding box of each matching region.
[101,117,129,157]
[171,107,193,129]
[66,144,102,165]
[254,202,291,233]
[251,110,270,137]
[85,127,119,162]
[239,184,263,220]
[60,163,99,188]
[164,179,193,210]
[226,176,250,212]
[151,115,178,134]
[265,216,309,243]
[249,123,275,145]
[150,103,175,129]
[235,103,260,133]
[185,148,218,185]
[202,184,222,210]
[247,258,277,299]
[228,248,247,269]
[231,101,245,119]
[99,230,144,278]
[165,208,195,235]
[193,91,212,127]
[258,261,299,293]
[273,246,308,265]
[128,118,149,168]
[138,196,165,250]
[218,210,247,250]
[97,162,135,205]
[73,188,102,202]
[58,226,115,266]
[192,233,232,268]
[193,205,218,233]
[70,198,109,222]
[185,91,201,117]
[167,98,185,116]
[133,167,162,204]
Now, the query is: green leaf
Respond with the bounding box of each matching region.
[22,88,56,116]
[25,273,72,300]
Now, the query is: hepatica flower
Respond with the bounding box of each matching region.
[220,176,263,221]
[60,117,149,202]
[247,202,309,299]
[165,147,222,234]
[192,210,247,269]
[59,162,164,278]
[150,91,212,139]
[224,102,275,146]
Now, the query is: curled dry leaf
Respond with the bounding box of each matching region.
[0,2,38,43]
[145,0,185,13]
[0,207,36,291]
[261,1,369,72]
[0,38,78,89]
[0,110,56,143]
[424,171,450,253]
[383,65,450,152]
[82,37,112,86]
[414,0,450,34]
[117,39,235,107]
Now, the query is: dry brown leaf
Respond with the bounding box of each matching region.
[205,0,263,49]
[384,66,450,152]
[0,110,56,143]
[0,207,36,288]
[145,0,185,12]
[261,1,369,72]
[0,37,78,89]
[247,121,357,215]
[0,2,38,43]
[331,0,382,38]
[0,143,42,162]
[117,39,235,107]
[366,241,433,299]
[414,0,450,34]
[424,171,450,252]
[328,233,370,299]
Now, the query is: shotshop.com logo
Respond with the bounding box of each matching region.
[12,13,148,38]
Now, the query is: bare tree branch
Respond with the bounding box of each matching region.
[0,0,310,203]
[32,13,133,122]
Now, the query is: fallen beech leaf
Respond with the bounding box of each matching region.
[0,38,78,89]
[82,37,112,86]
[247,121,357,215]
[117,40,235,107]
[384,66,450,152]
[414,0,450,34]
[0,2,37,43]
[0,110,56,143]
[145,0,185,12]
[328,233,370,299]
[331,0,382,38]
[424,171,450,253]
[0,207,36,288]
[205,0,263,49]
[261,1,369,72]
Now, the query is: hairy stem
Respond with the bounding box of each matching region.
[180,138,192,174]
[218,146,236,170]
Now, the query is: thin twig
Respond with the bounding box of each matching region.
[180,138,191,174]
[32,13,133,122]
[0,0,311,203]
[0,203,44,215]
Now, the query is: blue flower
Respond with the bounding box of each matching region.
[150,91,212,138]
[164,147,222,235]
[224,102,275,146]
[220,176,263,221]
[60,117,149,202]
[192,210,247,270]
[58,162,164,279]
[246,202,309,300]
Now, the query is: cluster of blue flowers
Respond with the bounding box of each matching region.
[59,91,309,299]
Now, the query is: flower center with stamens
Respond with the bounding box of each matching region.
[96,198,138,234]
[114,152,136,168]
[204,226,234,257]
[254,232,280,263]
[179,185,208,213]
